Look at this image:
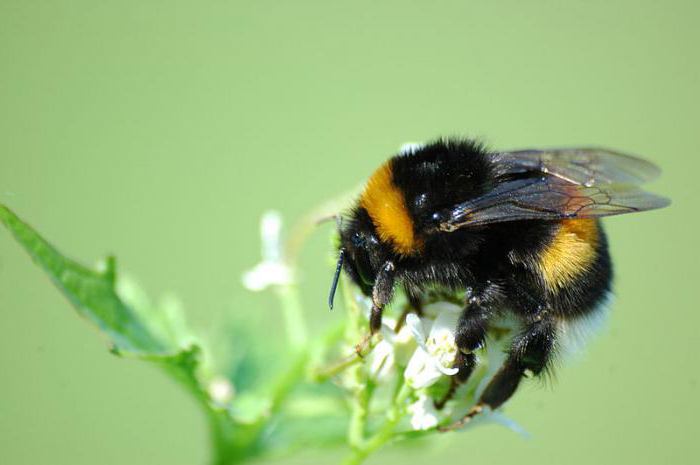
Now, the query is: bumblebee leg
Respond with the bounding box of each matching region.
[369,261,396,333]
[441,315,557,431]
[453,289,498,379]
[481,316,556,408]
[434,352,476,409]
[436,294,495,409]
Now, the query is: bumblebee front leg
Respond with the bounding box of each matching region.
[454,285,502,379]
[369,261,396,333]
[442,314,557,431]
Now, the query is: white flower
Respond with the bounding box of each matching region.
[207,376,235,407]
[369,338,394,379]
[404,303,461,389]
[407,394,439,430]
[242,211,294,291]
[367,317,415,380]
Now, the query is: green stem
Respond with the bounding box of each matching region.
[268,349,310,412]
[274,284,308,350]
[348,375,375,448]
[311,353,362,382]
[341,382,413,465]
[310,333,380,382]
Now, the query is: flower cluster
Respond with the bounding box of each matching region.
[364,300,466,430]
[241,209,526,464]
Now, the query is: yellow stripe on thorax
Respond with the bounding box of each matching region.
[539,219,599,290]
[360,162,421,255]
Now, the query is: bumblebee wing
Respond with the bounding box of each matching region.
[434,177,669,231]
[491,148,661,186]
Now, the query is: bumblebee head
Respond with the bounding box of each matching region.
[328,207,391,309]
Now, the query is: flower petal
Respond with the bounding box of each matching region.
[434,361,459,376]
[242,261,293,291]
[207,377,236,406]
[369,340,395,380]
[404,347,443,388]
[428,304,462,335]
[406,313,427,348]
[379,317,399,343]
[260,211,283,262]
[408,394,439,430]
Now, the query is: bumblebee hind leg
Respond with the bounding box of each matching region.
[441,313,557,431]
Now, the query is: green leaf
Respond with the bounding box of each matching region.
[0,203,182,357]
[265,412,348,454]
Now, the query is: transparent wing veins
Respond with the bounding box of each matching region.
[492,147,661,186]
[436,148,668,231]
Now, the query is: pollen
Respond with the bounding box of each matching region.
[360,162,422,255]
[426,329,458,370]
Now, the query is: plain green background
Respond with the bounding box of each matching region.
[1,1,697,464]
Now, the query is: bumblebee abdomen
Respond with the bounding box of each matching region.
[538,219,600,290]
[540,219,613,317]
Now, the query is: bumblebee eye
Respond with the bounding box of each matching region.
[351,233,365,248]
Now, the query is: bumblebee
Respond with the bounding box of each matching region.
[328,138,668,427]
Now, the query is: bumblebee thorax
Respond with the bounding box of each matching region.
[359,162,423,256]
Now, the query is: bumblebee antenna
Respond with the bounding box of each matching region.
[328,248,345,310]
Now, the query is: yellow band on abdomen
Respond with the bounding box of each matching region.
[538,219,599,290]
